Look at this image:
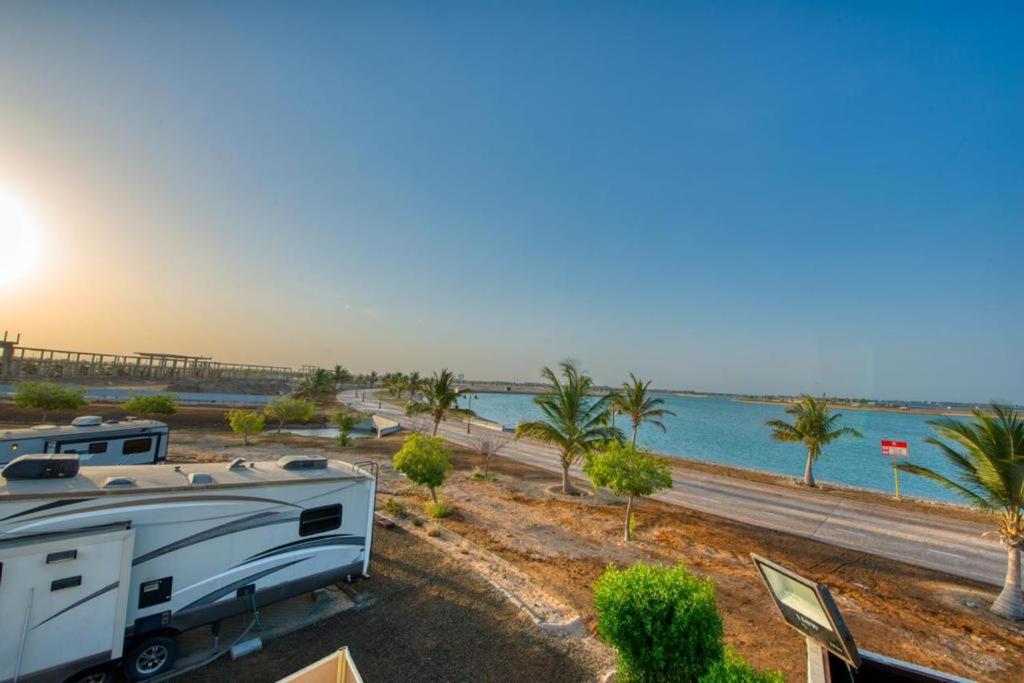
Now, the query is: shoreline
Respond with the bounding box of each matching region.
[734,397,977,417]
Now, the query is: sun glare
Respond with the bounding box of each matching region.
[0,188,41,290]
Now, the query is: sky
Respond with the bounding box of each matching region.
[0,2,1021,402]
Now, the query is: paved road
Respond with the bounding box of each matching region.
[349,393,1005,587]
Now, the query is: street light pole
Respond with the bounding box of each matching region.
[464,392,476,434]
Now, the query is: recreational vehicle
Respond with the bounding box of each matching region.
[0,452,377,682]
[0,416,169,467]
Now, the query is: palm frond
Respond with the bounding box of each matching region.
[895,462,993,510]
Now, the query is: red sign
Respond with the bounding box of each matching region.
[881,440,909,457]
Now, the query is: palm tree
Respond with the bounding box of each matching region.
[765,395,862,487]
[896,404,1024,620]
[332,365,352,389]
[383,373,405,398]
[406,371,425,400]
[612,372,677,447]
[515,360,624,494]
[406,369,459,436]
[295,367,335,403]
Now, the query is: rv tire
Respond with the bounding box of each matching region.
[125,635,177,680]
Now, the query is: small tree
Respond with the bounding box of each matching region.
[227,409,265,445]
[264,397,316,434]
[13,382,87,421]
[473,434,511,478]
[585,442,673,541]
[392,434,452,505]
[332,411,357,447]
[594,562,724,682]
[122,394,178,417]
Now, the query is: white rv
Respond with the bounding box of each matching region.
[0,417,169,467]
[0,452,377,682]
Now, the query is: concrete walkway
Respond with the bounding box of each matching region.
[349,392,1006,587]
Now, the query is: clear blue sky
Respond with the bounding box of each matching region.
[1,2,1021,402]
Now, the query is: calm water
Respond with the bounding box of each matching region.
[460,393,969,504]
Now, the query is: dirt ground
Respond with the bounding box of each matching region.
[190,525,607,683]
[159,428,1024,683]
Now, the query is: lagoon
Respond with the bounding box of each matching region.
[459,392,969,504]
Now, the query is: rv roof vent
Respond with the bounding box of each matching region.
[103,476,136,488]
[188,472,215,485]
[227,457,248,470]
[2,454,80,480]
[71,416,103,427]
[278,455,329,471]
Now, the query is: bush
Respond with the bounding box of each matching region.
[122,394,178,417]
[426,523,442,537]
[471,466,495,482]
[699,650,784,683]
[226,409,265,445]
[425,498,452,518]
[331,411,357,447]
[411,517,425,527]
[392,434,453,506]
[13,382,88,420]
[594,562,724,682]
[383,498,407,518]
[264,397,316,434]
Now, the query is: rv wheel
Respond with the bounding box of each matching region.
[125,635,177,680]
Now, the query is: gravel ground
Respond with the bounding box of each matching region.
[184,524,606,682]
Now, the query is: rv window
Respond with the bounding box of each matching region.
[122,438,152,455]
[299,504,342,536]
[88,442,108,454]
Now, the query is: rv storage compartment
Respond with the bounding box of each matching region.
[0,523,134,682]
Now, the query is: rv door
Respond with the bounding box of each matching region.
[0,523,135,682]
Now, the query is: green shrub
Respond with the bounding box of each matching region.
[383,498,407,518]
[411,517,425,527]
[425,498,452,518]
[594,562,724,682]
[331,411,357,447]
[13,382,87,420]
[471,466,495,482]
[264,397,316,434]
[122,394,178,417]
[392,434,453,506]
[226,409,265,445]
[699,650,784,683]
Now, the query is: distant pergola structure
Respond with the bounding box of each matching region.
[0,332,301,381]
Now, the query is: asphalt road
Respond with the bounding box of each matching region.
[350,393,1006,587]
